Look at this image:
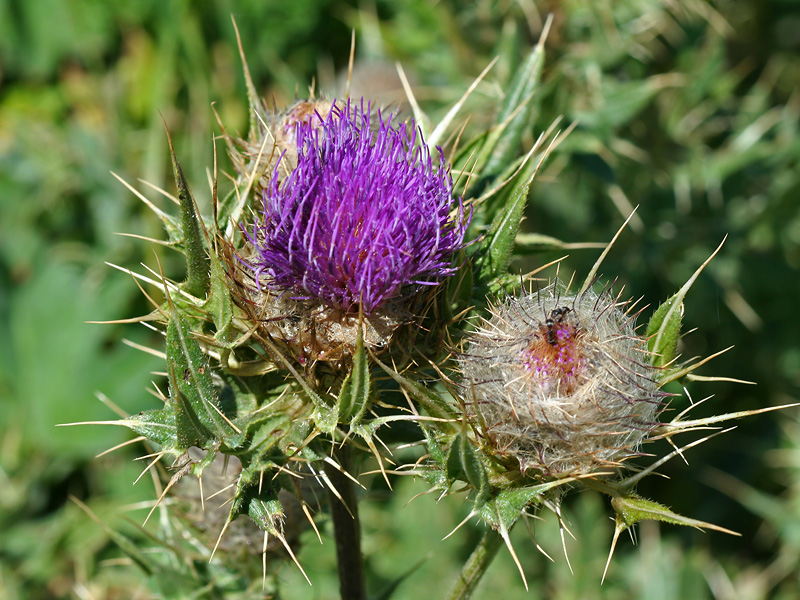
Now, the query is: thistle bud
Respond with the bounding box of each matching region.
[460,280,664,477]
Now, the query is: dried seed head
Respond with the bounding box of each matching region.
[460,280,663,477]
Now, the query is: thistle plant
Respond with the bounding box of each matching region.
[69,19,792,600]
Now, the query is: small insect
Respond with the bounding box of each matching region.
[545,307,572,345]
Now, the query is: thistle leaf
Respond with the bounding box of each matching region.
[646,294,683,369]
[206,248,234,345]
[479,20,549,182]
[444,250,473,316]
[479,478,575,529]
[371,352,456,424]
[481,488,540,529]
[313,404,339,435]
[471,171,532,290]
[247,493,286,537]
[611,495,739,535]
[242,414,293,455]
[445,432,488,497]
[122,408,178,450]
[647,237,726,373]
[166,309,237,448]
[165,125,210,298]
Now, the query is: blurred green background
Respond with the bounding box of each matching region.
[1,0,799,598]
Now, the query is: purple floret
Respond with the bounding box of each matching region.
[247,99,469,314]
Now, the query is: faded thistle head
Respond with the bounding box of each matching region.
[234,99,469,362]
[460,280,664,477]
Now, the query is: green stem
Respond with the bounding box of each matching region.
[323,450,366,600]
[445,528,504,600]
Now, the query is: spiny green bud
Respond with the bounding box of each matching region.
[460,280,664,477]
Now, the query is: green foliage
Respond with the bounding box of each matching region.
[470,172,533,296]
[445,432,489,500]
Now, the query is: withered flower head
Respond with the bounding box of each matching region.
[460,280,664,477]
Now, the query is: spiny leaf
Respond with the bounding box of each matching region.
[247,493,285,537]
[611,494,739,535]
[471,171,533,290]
[245,481,311,585]
[646,295,683,370]
[110,172,183,244]
[313,403,339,435]
[165,124,210,298]
[370,352,456,424]
[241,414,293,454]
[417,421,448,484]
[206,248,234,345]
[257,334,339,434]
[479,479,572,530]
[123,408,178,450]
[515,232,606,252]
[646,237,726,374]
[445,432,488,498]
[166,308,238,449]
[444,250,473,316]
[480,19,550,182]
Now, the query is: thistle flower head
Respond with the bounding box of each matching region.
[223,99,334,197]
[460,280,663,477]
[244,99,468,315]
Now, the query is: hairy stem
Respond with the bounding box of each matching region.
[445,528,504,600]
[323,450,366,600]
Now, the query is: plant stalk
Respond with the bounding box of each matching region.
[445,528,504,600]
[323,449,366,600]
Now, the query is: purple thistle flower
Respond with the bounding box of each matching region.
[246,99,469,314]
